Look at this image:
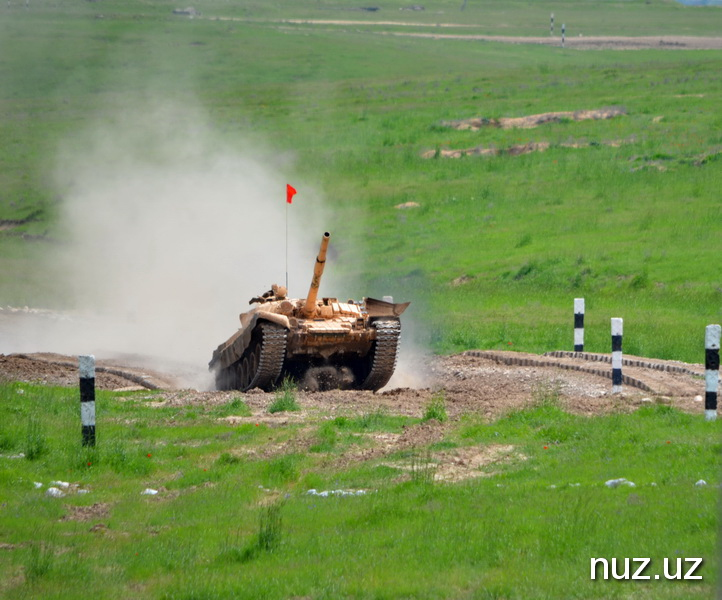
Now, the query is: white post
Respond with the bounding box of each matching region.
[550,13,554,37]
[574,298,585,352]
[611,319,623,393]
[705,325,720,421]
[79,355,96,446]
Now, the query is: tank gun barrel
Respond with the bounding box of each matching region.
[301,232,330,317]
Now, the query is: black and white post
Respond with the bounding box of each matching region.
[611,318,623,394]
[705,324,720,422]
[562,23,566,48]
[574,298,585,352]
[79,355,96,447]
[550,13,554,37]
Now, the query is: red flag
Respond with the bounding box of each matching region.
[286,184,297,204]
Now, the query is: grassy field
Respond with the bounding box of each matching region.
[0,381,719,599]
[1,0,720,363]
[0,3,721,596]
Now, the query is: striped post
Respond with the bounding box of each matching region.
[550,13,554,36]
[705,325,721,421]
[79,355,96,447]
[562,23,566,48]
[611,318,623,393]
[574,298,585,352]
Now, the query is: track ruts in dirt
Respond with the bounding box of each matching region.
[464,350,705,398]
[465,350,655,393]
[543,351,703,377]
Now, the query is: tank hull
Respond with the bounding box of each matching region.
[209,300,407,392]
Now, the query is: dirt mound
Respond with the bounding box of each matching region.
[422,138,630,159]
[442,107,626,131]
[0,353,180,391]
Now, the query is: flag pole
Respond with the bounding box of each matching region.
[285,184,297,291]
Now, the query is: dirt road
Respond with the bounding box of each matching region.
[0,348,707,421]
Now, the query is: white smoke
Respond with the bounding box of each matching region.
[44,100,328,387]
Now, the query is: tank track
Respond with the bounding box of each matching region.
[215,322,287,392]
[245,322,288,392]
[359,319,401,391]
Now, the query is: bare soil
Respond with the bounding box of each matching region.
[381,31,722,51]
[442,108,626,131]
[1,349,706,417]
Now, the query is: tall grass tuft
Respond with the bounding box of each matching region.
[422,391,448,423]
[222,500,285,563]
[214,397,252,417]
[531,380,562,409]
[268,378,299,414]
[410,447,436,485]
[257,501,283,552]
[23,414,46,460]
[25,540,54,581]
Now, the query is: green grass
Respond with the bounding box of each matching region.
[0,381,718,599]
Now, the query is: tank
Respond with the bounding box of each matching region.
[209,232,409,392]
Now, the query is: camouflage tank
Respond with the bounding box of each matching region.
[209,232,409,392]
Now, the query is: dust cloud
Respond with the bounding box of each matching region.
[383,318,434,391]
[0,102,426,392]
[43,101,328,388]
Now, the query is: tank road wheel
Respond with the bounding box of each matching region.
[242,322,288,392]
[358,319,401,391]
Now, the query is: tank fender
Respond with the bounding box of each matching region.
[210,312,290,371]
[365,297,410,318]
[256,311,291,330]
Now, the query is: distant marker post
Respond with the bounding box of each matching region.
[79,355,96,447]
[550,13,554,37]
[562,23,566,48]
[705,324,720,421]
[611,318,623,394]
[574,298,585,352]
